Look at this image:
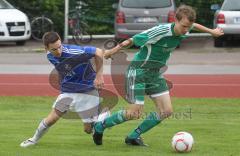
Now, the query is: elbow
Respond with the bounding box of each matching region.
[95,48,104,58]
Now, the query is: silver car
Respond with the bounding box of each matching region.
[212,0,240,47]
[113,0,176,40]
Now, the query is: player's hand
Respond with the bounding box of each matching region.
[211,27,224,37]
[94,74,104,89]
[104,50,113,59]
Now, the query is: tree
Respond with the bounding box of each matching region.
[8,0,225,35]
[7,0,64,37]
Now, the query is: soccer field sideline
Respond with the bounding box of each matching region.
[0,74,239,98]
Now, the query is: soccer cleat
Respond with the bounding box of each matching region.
[92,124,103,145]
[20,138,37,148]
[125,136,148,146]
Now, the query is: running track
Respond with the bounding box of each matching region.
[0,74,240,98]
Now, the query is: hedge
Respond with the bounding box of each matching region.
[7,0,224,36]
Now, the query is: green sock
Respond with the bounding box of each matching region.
[95,110,126,133]
[128,112,161,139]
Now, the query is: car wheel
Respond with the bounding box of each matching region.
[214,38,224,47]
[16,41,26,46]
[104,39,118,49]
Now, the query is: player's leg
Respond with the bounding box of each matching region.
[33,109,64,140]
[80,111,111,134]
[94,104,143,132]
[93,104,144,145]
[125,76,171,146]
[83,123,93,134]
[77,105,99,134]
[82,112,111,134]
[125,92,171,146]
[97,109,111,122]
[72,90,110,134]
[152,91,173,119]
[20,95,72,148]
[93,67,145,145]
[20,109,64,148]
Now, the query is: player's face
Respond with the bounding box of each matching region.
[47,39,62,57]
[174,17,193,35]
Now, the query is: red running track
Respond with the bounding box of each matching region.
[0,74,239,98]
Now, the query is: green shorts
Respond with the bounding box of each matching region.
[125,66,169,104]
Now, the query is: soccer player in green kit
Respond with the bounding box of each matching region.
[93,5,224,146]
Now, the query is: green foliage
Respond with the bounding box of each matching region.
[7,0,225,35]
[69,0,116,34]
[7,0,64,37]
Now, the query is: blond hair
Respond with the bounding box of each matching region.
[175,5,196,22]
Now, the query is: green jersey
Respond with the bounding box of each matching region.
[132,23,189,69]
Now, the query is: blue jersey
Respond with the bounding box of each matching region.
[47,44,96,93]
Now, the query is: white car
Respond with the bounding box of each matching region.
[212,0,240,47]
[0,0,31,45]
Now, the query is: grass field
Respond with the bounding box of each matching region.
[0,96,239,156]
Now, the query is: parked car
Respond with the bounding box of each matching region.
[0,0,31,45]
[113,0,176,40]
[211,0,240,47]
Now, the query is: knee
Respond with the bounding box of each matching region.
[84,129,92,134]
[126,110,142,120]
[161,108,173,119]
[83,124,93,134]
[45,109,63,126]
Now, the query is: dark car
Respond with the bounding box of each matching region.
[113,0,176,40]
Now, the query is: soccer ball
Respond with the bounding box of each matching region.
[171,131,194,153]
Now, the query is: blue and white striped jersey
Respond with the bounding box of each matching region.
[47,44,96,93]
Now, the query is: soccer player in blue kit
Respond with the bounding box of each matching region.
[20,32,109,147]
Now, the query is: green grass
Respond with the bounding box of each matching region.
[0,96,240,156]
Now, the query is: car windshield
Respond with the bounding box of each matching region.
[222,0,240,11]
[0,0,14,9]
[122,0,172,8]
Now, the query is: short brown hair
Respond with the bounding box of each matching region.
[42,32,61,47]
[175,5,196,23]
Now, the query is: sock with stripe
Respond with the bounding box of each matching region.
[128,112,161,139]
[95,110,127,133]
[31,119,50,142]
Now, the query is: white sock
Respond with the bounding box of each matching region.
[97,110,111,122]
[31,119,49,142]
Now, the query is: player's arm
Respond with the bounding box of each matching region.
[192,23,224,37]
[104,38,133,59]
[94,48,104,89]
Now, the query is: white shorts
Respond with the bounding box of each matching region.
[52,90,100,123]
